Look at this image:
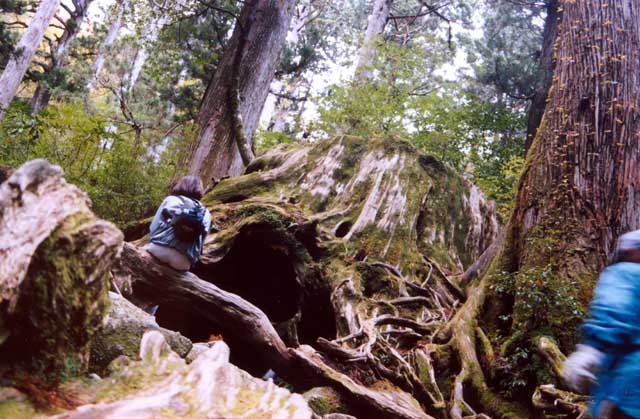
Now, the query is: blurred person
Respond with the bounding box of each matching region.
[563,230,640,419]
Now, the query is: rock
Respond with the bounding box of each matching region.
[90,292,192,374]
[0,159,123,383]
[185,341,215,363]
[324,415,358,419]
[53,331,313,419]
[303,387,349,416]
[0,387,27,403]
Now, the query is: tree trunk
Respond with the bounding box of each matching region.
[355,0,393,82]
[474,0,640,410]
[501,0,640,305]
[267,5,309,133]
[0,0,62,120]
[86,2,125,91]
[524,0,560,153]
[185,0,295,185]
[29,83,52,112]
[30,0,94,112]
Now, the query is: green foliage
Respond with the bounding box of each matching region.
[469,0,545,102]
[0,102,183,227]
[254,129,294,155]
[0,0,26,69]
[319,69,526,193]
[492,266,584,342]
[476,155,524,220]
[490,236,585,400]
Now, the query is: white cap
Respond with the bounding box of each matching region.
[617,229,640,251]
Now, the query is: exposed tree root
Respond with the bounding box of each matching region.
[532,385,588,419]
[535,336,567,379]
[113,243,294,374]
[532,336,589,419]
[114,236,556,419]
[440,279,528,419]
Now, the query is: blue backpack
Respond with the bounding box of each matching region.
[170,197,206,243]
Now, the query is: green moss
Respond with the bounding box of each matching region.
[203,172,273,204]
[0,213,112,384]
[356,262,391,297]
[0,399,43,419]
[303,387,346,416]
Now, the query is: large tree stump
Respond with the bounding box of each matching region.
[121,136,501,418]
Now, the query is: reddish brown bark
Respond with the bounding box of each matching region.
[185,0,295,185]
[501,0,640,304]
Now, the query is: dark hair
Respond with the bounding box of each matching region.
[171,176,204,200]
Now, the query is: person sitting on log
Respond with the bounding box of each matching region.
[145,175,212,272]
[563,229,640,419]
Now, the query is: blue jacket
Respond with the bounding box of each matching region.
[581,262,640,419]
[148,195,212,266]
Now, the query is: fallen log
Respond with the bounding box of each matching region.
[113,243,294,376]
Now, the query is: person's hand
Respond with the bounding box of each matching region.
[561,344,603,394]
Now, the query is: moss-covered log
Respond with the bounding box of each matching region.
[0,160,123,384]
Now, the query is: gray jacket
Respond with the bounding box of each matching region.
[149,195,212,265]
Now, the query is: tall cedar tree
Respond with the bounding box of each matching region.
[489,0,640,346]
[185,0,295,184]
[86,2,125,91]
[355,0,393,81]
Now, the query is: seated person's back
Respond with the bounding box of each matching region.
[146,175,212,271]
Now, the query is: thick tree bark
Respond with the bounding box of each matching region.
[86,2,125,91]
[30,0,94,112]
[0,0,62,120]
[524,0,560,153]
[185,0,295,185]
[473,1,640,412]
[355,0,393,82]
[502,0,640,296]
